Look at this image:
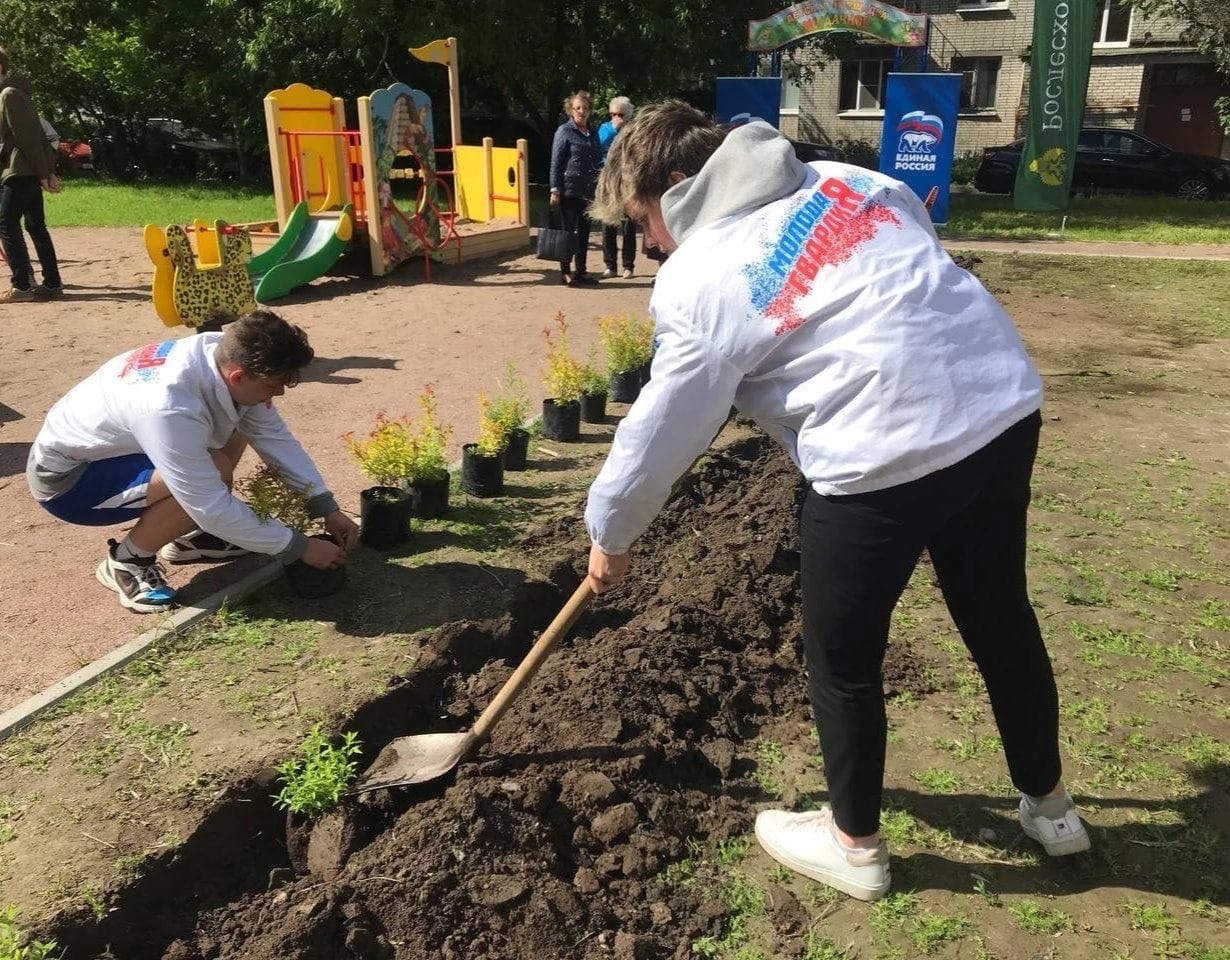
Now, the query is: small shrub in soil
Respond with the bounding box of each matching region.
[272,725,362,819]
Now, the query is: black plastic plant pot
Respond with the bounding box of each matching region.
[541,398,581,441]
[503,428,530,471]
[639,357,654,386]
[359,485,412,548]
[580,391,608,424]
[284,534,348,599]
[609,369,642,404]
[408,474,450,519]
[461,444,504,497]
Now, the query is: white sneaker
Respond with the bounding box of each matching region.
[1018,792,1090,855]
[96,539,178,614]
[622,268,634,279]
[754,807,890,902]
[159,529,251,564]
[602,268,616,279]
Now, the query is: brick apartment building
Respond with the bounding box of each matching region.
[777,1,1230,161]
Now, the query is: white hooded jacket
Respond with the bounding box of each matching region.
[28,333,336,561]
[584,122,1042,554]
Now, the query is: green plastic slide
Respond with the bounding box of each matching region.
[251,202,353,303]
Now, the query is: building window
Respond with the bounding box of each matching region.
[1093,0,1132,46]
[839,59,891,112]
[781,76,800,112]
[957,0,1011,10]
[952,57,1000,111]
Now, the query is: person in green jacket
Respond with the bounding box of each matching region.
[0,47,62,302]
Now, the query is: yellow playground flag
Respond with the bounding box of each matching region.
[410,39,453,65]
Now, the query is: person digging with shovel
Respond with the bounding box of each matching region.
[582,100,1089,903]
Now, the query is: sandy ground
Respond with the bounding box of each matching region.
[0,227,661,712]
[3,228,1227,714]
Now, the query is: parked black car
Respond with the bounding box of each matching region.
[974,127,1230,200]
[791,139,847,165]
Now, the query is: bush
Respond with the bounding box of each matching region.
[0,904,58,960]
[598,313,654,374]
[951,150,981,186]
[342,413,415,488]
[273,725,362,819]
[236,465,314,533]
[487,363,530,437]
[543,312,584,404]
[835,138,879,171]
[407,385,452,485]
[474,394,509,457]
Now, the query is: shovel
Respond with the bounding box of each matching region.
[353,580,594,793]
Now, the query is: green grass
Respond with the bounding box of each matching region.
[49,180,275,227]
[941,193,1230,244]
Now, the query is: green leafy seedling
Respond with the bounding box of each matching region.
[0,905,58,960]
[273,725,362,818]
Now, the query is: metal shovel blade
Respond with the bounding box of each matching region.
[355,732,474,792]
[352,581,594,794]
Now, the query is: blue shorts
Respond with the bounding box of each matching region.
[40,454,156,526]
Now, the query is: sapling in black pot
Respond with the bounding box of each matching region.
[600,312,654,404]
[405,384,452,518]
[461,395,506,497]
[488,362,531,471]
[541,311,583,441]
[343,413,415,548]
[579,353,608,424]
[236,466,347,599]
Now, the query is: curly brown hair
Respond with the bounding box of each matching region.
[214,310,314,387]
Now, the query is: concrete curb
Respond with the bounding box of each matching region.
[0,560,283,742]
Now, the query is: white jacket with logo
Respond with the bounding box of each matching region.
[584,122,1042,554]
[28,333,335,561]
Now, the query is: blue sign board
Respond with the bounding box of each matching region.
[879,72,960,224]
[715,77,782,129]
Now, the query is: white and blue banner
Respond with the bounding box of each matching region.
[878,72,960,224]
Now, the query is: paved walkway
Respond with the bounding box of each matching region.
[940,236,1230,261]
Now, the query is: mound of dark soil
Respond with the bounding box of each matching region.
[50,433,936,960]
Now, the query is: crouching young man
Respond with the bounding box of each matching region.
[582,101,1089,902]
[27,310,359,612]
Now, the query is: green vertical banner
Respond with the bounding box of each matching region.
[1013,0,1094,211]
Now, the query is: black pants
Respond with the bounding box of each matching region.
[0,175,61,291]
[558,195,592,277]
[799,411,1058,837]
[602,217,636,271]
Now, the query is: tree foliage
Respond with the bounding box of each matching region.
[0,0,795,177]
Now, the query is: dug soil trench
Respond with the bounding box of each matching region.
[48,432,938,960]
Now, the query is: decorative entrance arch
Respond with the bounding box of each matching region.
[747,0,927,52]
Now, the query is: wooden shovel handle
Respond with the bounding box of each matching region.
[470,580,594,743]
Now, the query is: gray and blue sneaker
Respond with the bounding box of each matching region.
[96,539,178,613]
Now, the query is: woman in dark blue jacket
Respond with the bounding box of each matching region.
[549,90,602,285]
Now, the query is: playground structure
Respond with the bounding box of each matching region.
[143,37,531,327]
[263,36,530,279]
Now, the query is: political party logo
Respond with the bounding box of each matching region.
[120,340,176,382]
[743,173,900,336]
[893,110,944,172]
[1028,146,1067,186]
